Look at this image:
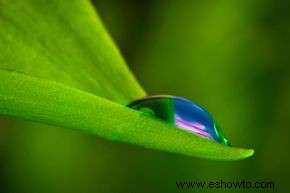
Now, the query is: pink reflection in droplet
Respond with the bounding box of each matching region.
[174,114,212,139]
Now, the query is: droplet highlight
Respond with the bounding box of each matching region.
[127,95,230,146]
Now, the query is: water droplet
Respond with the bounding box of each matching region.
[127,95,230,146]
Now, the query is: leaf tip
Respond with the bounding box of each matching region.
[245,148,255,158]
[235,147,254,160]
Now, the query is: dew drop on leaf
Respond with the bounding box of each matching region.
[128,95,230,146]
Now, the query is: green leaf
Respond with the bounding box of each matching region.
[0,0,145,104]
[0,0,254,160]
[0,70,254,160]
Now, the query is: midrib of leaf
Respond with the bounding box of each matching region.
[0,69,254,160]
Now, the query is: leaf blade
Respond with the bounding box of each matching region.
[0,0,145,103]
[0,69,254,160]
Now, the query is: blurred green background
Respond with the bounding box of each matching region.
[0,0,289,192]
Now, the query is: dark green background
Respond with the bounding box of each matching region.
[0,0,289,192]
